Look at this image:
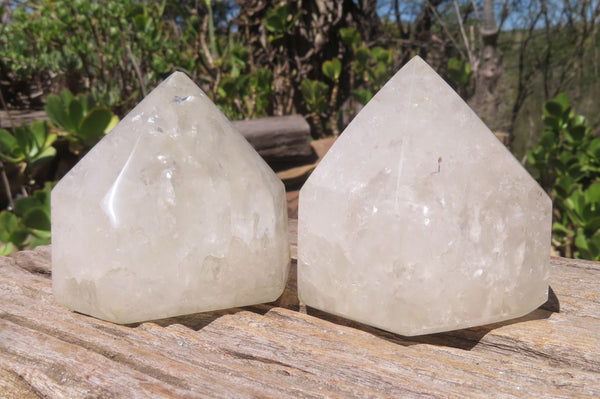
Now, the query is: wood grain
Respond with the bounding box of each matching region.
[1,225,599,398]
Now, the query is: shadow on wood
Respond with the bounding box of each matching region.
[2,231,599,397]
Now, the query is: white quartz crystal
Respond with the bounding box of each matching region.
[298,56,551,336]
[52,72,289,324]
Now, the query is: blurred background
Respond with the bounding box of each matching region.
[0,0,599,259]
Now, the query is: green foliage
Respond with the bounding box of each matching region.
[351,88,373,105]
[301,79,329,114]
[447,57,473,90]
[218,67,273,119]
[347,43,394,105]
[45,89,118,148]
[0,87,118,255]
[340,27,361,48]
[322,59,342,82]
[0,183,53,255]
[0,121,56,171]
[262,4,301,41]
[0,0,179,109]
[527,94,600,260]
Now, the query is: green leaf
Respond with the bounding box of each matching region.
[14,196,42,217]
[220,77,238,97]
[322,59,341,82]
[265,33,283,42]
[22,208,51,231]
[13,126,31,154]
[544,100,564,118]
[585,181,600,203]
[539,131,556,148]
[60,89,74,107]
[371,47,392,65]
[0,211,18,238]
[583,217,600,233]
[0,153,24,163]
[0,129,19,155]
[78,108,112,142]
[552,222,574,236]
[263,5,289,33]
[68,99,84,129]
[133,14,148,32]
[255,68,272,90]
[575,228,590,252]
[554,176,576,199]
[543,115,561,131]
[35,182,54,206]
[351,88,373,105]
[0,242,15,256]
[565,125,586,143]
[571,114,588,127]
[447,57,473,87]
[8,228,29,246]
[28,121,48,151]
[587,235,600,260]
[300,79,328,113]
[354,47,370,66]
[80,92,97,111]
[587,138,600,158]
[105,115,119,134]
[45,94,71,131]
[553,93,570,110]
[525,151,537,167]
[29,232,51,249]
[30,146,56,169]
[340,27,361,47]
[565,190,586,223]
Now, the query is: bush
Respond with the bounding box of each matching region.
[527,94,600,260]
[0,89,118,254]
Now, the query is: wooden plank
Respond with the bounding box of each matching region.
[0,110,48,130]
[1,229,600,398]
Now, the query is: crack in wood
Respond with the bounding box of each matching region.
[220,347,313,375]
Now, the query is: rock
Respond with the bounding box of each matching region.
[51,72,290,324]
[297,56,551,336]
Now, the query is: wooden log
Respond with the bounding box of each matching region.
[233,115,314,166]
[1,230,599,397]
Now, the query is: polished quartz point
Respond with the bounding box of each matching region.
[298,56,551,336]
[52,72,290,324]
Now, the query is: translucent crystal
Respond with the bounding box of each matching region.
[298,57,551,336]
[52,72,290,324]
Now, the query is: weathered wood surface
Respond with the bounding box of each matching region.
[232,115,313,166]
[0,110,48,130]
[1,225,599,398]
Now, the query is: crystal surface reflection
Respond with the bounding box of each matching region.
[298,57,551,336]
[52,72,290,324]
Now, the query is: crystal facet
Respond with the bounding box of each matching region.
[298,56,551,336]
[52,72,290,324]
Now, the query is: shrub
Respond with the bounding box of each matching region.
[527,94,600,260]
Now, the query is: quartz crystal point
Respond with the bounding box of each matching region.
[52,72,289,324]
[298,56,551,336]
